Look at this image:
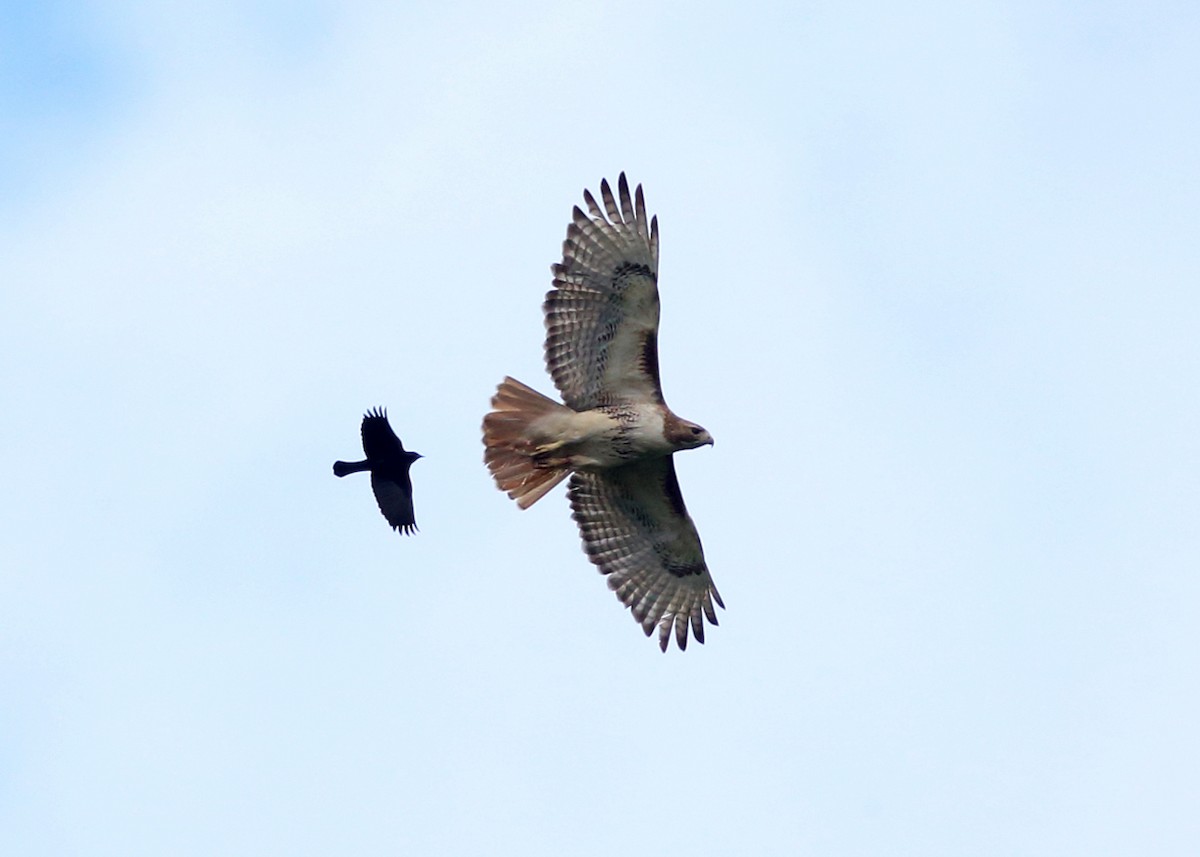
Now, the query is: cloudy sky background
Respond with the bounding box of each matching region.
[3,1,1198,854]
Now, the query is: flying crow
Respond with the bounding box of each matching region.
[334,408,422,534]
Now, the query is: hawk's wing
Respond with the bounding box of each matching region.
[544,174,663,411]
[361,408,403,459]
[568,458,723,651]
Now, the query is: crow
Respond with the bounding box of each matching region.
[333,408,422,534]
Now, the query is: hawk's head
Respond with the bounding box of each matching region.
[666,417,713,451]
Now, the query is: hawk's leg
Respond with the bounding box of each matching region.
[532,442,572,470]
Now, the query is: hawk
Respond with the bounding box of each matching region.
[334,408,422,534]
[482,174,723,651]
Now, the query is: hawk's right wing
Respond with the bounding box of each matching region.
[567,457,723,651]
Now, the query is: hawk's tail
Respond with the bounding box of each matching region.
[482,376,571,509]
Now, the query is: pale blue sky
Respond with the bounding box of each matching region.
[2,1,1198,854]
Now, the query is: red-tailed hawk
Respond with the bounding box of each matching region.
[482,174,723,651]
[334,408,422,534]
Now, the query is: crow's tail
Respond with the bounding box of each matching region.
[333,460,369,477]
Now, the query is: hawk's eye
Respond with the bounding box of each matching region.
[690,426,702,435]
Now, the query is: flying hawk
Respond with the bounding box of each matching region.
[334,408,422,534]
[482,174,722,651]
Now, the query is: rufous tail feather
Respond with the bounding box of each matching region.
[482,376,570,508]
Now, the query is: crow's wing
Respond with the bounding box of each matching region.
[370,469,417,535]
[361,407,404,460]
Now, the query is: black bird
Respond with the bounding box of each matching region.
[333,408,422,534]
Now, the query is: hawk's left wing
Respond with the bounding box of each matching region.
[543,174,663,411]
[568,458,723,651]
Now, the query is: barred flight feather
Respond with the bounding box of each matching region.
[568,460,722,652]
